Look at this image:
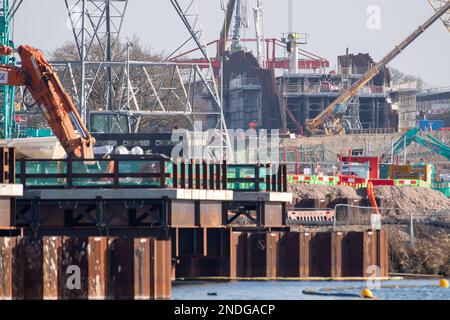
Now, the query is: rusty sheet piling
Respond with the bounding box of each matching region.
[0,236,171,300]
[175,229,389,280]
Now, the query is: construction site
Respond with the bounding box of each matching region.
[0,0,450,301]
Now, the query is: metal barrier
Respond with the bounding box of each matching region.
[332,204,394,230]
[347,128,396,135]
[13,156,288,192]
[288,208,335,224]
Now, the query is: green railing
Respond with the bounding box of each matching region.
[14,156,287,192]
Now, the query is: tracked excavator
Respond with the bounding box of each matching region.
[0,45,95,159]
[306,2,450,136]
[382,127,450,162]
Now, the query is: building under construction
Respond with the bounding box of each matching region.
[0,0,450,302]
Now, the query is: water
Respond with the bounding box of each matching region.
[172,279,450,300]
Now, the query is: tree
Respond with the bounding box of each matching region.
[390,68,428,90]
[40,36,212,133]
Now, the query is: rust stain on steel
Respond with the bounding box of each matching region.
[87,237,107,300]
[263,203,284,227]
[59,237,89,299]
[0,237,16,299]
[134,238,150,300]
[377,230,389,277]
[150,238,171,299]
[299,232,311,277]
[14,237,44,299]
[42,236,62,300]
[246,233,263,277]
[331,232,344,278]
[229,231,247,279]
[342,232,364,277]
[363,231,375,277]
[265,233,279,279]
[170,200,196,227]
[0,199,13,228]
[133,238,172,300]
[199,201,223,227]
[310,232,332,277]
[279,232,311,278]
[108,237,134,299]
[1,236,173,300]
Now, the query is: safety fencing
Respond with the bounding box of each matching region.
[288,173,432,190]
[12,155,288,192]
[432,182,450,197]
[287,204,392,229]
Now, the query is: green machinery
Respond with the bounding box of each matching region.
[384,127,450,196]
[0,0,16,139]
[387,127,450,162]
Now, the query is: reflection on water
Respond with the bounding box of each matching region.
[172,279,450,300]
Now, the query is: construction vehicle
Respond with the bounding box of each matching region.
[306,2,450,135]
[383,127,450,162]
[0,45,95,159]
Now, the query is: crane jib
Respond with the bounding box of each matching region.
[308,2,450,135]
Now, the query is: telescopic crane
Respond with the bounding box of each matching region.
[0,45,95,159]
[306,2,450,136]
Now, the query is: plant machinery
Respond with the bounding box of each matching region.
[382,127,450,162]
[0,45,95,158]
[306,2,450,136]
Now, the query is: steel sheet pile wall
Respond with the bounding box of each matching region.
[0,236,171,300]
[174,229,388,280]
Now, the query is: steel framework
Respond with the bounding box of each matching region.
[65,0,128,122]
[49,59,222,133]
[428,0,450,32]
[168,0,232,159]
[58,0,233,159]
[0,0,23,139]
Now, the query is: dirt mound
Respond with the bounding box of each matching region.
[289,183,450,216]
[388,225,450,276]
[374,186,450,215]
[288,184,361,200]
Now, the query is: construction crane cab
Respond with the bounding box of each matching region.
[0,45,95,159]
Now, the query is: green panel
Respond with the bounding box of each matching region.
[0,0,16,139]
[27,128,53,137]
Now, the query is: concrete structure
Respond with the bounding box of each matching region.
[277,53,394,133]
[417,87,450,121]
[390,89,418,131]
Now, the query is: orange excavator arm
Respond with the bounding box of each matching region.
[0,45,95,159]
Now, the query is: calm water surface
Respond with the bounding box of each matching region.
[172,279,450,300]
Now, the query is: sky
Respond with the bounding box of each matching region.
[11,0,450,87]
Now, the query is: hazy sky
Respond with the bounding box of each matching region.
[12,0,450,87]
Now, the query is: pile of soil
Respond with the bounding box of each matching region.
[388,225,450,276]
[288,183,450,216]
[288,184,362,200]
[374,186,450,216]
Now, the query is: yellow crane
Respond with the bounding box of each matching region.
[306,2,450,136]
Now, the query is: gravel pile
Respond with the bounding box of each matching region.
[374,186,450,216]
[288,184,362,200]
[288,183,450,216]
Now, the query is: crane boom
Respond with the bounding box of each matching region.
[382,127,450,162]
[220,0,238,55]
[0,45,95,159]
[306,2,450,135]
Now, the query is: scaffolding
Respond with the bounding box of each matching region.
[0,0,21,139]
